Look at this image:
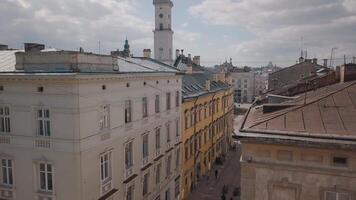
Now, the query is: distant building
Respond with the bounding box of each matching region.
[268,58,324,91]
[235,71,356,200]
[230,67,255,103]
[111,39,131,58]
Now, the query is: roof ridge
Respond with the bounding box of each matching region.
[248,81,356,129]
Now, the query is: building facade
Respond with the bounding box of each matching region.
[153,0,174,64]
[235,79,356,200]
[230,68,255,103]
[0,49,182,200]
[174,55,234,199]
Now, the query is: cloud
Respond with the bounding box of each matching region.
[189,0,356,66]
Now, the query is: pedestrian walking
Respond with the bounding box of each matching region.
[215,169,218,179]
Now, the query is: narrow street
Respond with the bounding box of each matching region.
[187,115,243,200]
[187,148,241,200]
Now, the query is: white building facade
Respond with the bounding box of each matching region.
[0,50,182,200]
[153,0,174,64]
[231,70,255,103]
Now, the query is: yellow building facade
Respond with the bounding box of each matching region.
[180,76,234,199]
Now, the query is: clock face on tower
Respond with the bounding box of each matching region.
[159,13,163,18]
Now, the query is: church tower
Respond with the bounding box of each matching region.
[153,0,173,64]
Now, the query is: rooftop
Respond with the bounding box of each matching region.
[240,80,356,141]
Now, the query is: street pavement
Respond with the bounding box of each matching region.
[187,148,241,200]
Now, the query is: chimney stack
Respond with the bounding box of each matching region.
[323,59,328,67]
[0,44,8,51]
[24,43,45,52]
[312,58,317,64]
[176,49,180,58]
[205,80,211,91]
[193,56,200,66]
[143,49,151,58]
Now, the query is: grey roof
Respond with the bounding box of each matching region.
[174,55,205,72]
[182,70,230,100]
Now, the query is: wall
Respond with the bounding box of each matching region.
[240,142,356,200]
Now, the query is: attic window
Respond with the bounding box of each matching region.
[333,156,348,167]
[37,86,44,93]
[102,85,106,90]
[167,80,170,84]
[126,83,130,88]
[144,82,147,86]
[0,86,3,91]
[156,81,159,84]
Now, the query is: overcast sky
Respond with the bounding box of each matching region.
[1,0,356,67]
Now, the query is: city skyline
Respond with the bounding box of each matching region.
[1,0,356,67]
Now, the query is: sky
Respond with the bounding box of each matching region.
[1,0,356,67]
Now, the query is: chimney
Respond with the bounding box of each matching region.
[312,58,317,64]
[323,59,328,67]
[24,43,45,52]
[193,56,200,66]
[185,60,193,74]
[205,80,211,91]
[176,49,180,58]
[0,44,8,51]
[143,49,151,58]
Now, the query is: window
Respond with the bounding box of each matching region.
[166,123,170,142]
[37,108,50,137]
[325,191,351,200]
[184,142,189,161]
[165,188,171,200]
[166,155,172,177]
[100,152,111,183]
[159,13,163,18]
[159,48,164,59]
[155,163,161,184]
[175,178,180,197]
[127,185,134,200]
[333,156,348,167]
[125,100,132,123]
[155,95,160,113]
[0,106,10,133]
[125,141,133,169]
[39,163,53,192]
[166,92,171,110]
[175,120,179,137]
[175,147,180,169]
[99,105,110,130]
[1,159,13,186]
[155,128,161,150]
[143,173,149,195]
[143,133,149,159]
[142,97,148,118]
[175,91,180,107]
[159,23,163,30]
[184,111,189,130]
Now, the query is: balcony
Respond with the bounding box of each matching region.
[34,138,51,149]
[35,192,55,200]
[0,186,15,200]
[0,135,10,144]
